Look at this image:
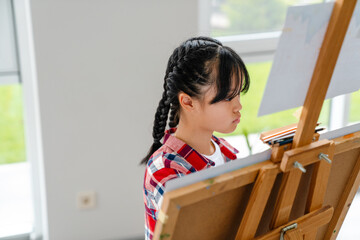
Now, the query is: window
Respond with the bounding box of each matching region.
[349,90,360,124]
[0,0,33,239]
[210,0,324,37]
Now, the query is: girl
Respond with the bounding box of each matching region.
[141,36,250,240]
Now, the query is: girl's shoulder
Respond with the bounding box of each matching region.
[146,145,193,175]
[144,147,189,190]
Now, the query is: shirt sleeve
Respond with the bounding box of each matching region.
[144,189,158,240]
[144,164,185,240]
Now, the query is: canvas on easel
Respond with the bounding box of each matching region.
[153,0,360,239]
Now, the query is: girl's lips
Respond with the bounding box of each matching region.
[233,117,240,124]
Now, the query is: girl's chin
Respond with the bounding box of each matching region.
[218,126,238,134]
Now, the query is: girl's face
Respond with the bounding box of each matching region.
[195,79,242,134]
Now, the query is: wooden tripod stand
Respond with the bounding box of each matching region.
[154,1,360,239]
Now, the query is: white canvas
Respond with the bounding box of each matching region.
[258,2,360,116]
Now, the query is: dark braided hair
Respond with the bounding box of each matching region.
[140,36,250,165]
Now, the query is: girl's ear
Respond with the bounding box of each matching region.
[178,92,195,112]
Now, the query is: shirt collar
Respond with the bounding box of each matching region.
[163,128,238,171]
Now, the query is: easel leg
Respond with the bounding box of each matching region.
[236,165,278,240]
[271,170,302,228]
[325,150,360,239]
[303,161,331,240]
[305,156,332,213]
[303,144,334,240]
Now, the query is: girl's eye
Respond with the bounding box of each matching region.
[225,94,240,102]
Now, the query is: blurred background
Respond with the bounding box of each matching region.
[0,0,359,239]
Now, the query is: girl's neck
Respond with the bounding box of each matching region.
[174,121,215,156]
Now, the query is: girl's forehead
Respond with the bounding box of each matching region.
[201,84,217,101]
[204,74,242,95]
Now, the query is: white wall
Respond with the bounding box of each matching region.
[28,1,198,239]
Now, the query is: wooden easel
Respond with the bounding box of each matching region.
[153,0,360,239]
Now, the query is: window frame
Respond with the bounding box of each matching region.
[198,0,280,63]
[0,0,48,240]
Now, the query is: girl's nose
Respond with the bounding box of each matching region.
[234,97,242,112]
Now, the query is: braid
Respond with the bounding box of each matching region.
[140,79,171,165]
[152,81,171,143]
[168,102,179,128]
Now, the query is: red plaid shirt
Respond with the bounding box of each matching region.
[143,128,239,240]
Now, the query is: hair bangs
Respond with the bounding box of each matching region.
[209,46,250,104]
